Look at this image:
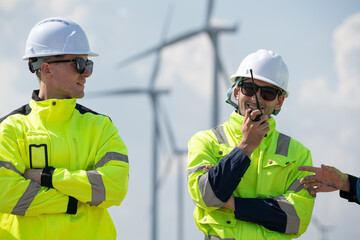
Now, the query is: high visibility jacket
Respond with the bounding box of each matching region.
[187,111,315,240]
[0,90,129,240]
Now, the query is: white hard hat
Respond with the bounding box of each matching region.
[23,17,98,60]
[230,49,289,97]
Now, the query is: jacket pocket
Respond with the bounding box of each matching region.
[25,131,51,168]
[259,154,296,196]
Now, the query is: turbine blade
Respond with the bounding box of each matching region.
[87,88,170,97]
[205,0,214,25]
[117,28,204,69]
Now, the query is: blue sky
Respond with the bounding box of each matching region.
[1,0,359,239]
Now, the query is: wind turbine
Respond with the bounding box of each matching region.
[88,4,179,240]
[118,0,238,127]
[312,216,334,240]
[89,1,238,240]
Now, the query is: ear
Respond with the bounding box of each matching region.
[234,86,240,100]
[275,94,285,111]
[41,62,52,77]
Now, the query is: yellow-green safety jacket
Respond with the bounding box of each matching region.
[0,90,129,240]
[187,111,315,240]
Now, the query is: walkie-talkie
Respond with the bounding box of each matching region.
[249,69,268,137]
[249,69,263,122]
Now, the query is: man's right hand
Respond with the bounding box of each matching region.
[237,109,269,156]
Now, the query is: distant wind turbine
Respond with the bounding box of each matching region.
[89,1,238,240]
[117,0,238,127]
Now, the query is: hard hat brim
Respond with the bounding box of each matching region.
[23,51,99,60]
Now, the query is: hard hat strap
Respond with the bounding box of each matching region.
[225,78,242,109]
[28,58,46,73]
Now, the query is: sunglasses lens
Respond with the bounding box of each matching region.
[240,82,279,101]
[240,82,256,96]
[75,58,93,74]
[87,60,93,74]
[261,87,279,101]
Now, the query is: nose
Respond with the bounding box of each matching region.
[81,66,92,77]
[252,87,262,101]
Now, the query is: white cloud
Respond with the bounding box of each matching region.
[0,0,20,11]
[0,58,27,116]
[158,34,212,99]
[333,11,360,108]
[299,11,360,109]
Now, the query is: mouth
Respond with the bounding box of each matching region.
[247,102,264,112]
[77,80,86,86]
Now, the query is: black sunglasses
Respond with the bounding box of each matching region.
[47,57,93,74]
[239,81,282,101]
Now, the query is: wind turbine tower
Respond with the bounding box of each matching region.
[90,1,238,240]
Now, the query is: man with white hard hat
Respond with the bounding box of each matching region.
[187,49,315,239]
[0,17,129,240]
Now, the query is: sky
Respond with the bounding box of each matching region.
[0,0,360,239]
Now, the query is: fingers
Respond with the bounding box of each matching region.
[300,175,317,184]
[203,164,215,172]
[244,109,269,133]
[298,166,321,174]
[303,181,337,193]
[248,109,268,123]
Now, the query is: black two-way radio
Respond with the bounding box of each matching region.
[249,69,263,122]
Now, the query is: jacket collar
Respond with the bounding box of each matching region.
[30,90,77,127]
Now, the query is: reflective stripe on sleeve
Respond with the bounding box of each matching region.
[187,165,207,178]
[95,152,129,169]
[275,133,291,157]
[86,170,105,206]
[288,179,304,192]
[205,235,235,240]
[198,172,225,208]
[270,195,300,234]
[211,126,229,145]
[289,179,316,197]
[12,181,41,216]
[0,161,22,175]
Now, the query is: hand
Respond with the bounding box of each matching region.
[237,109,269,156]
[298,164,350,194]
[203,165,215,172]
[223,195,235,211]
[23,169,43,185]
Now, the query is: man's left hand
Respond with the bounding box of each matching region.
[24,169,43,185]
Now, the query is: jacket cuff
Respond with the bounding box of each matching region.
[339,174,359,203]
[41,166,55,188]
[66,196,78,214]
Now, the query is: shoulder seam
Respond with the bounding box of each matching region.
[0,104,32,123]
[211,125,229,145]
[74,104,112,121]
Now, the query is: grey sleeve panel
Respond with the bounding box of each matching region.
[198,172,225,208]
[11,181,41,216]
[271,195,300,234]
[187,165,208,178]
[275,133,291,157]
[95,152,129,169]
[211,125,229,145]
[86,170,106,206]
[0,161,22,176]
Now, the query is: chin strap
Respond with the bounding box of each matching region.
[225,77,242,110]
